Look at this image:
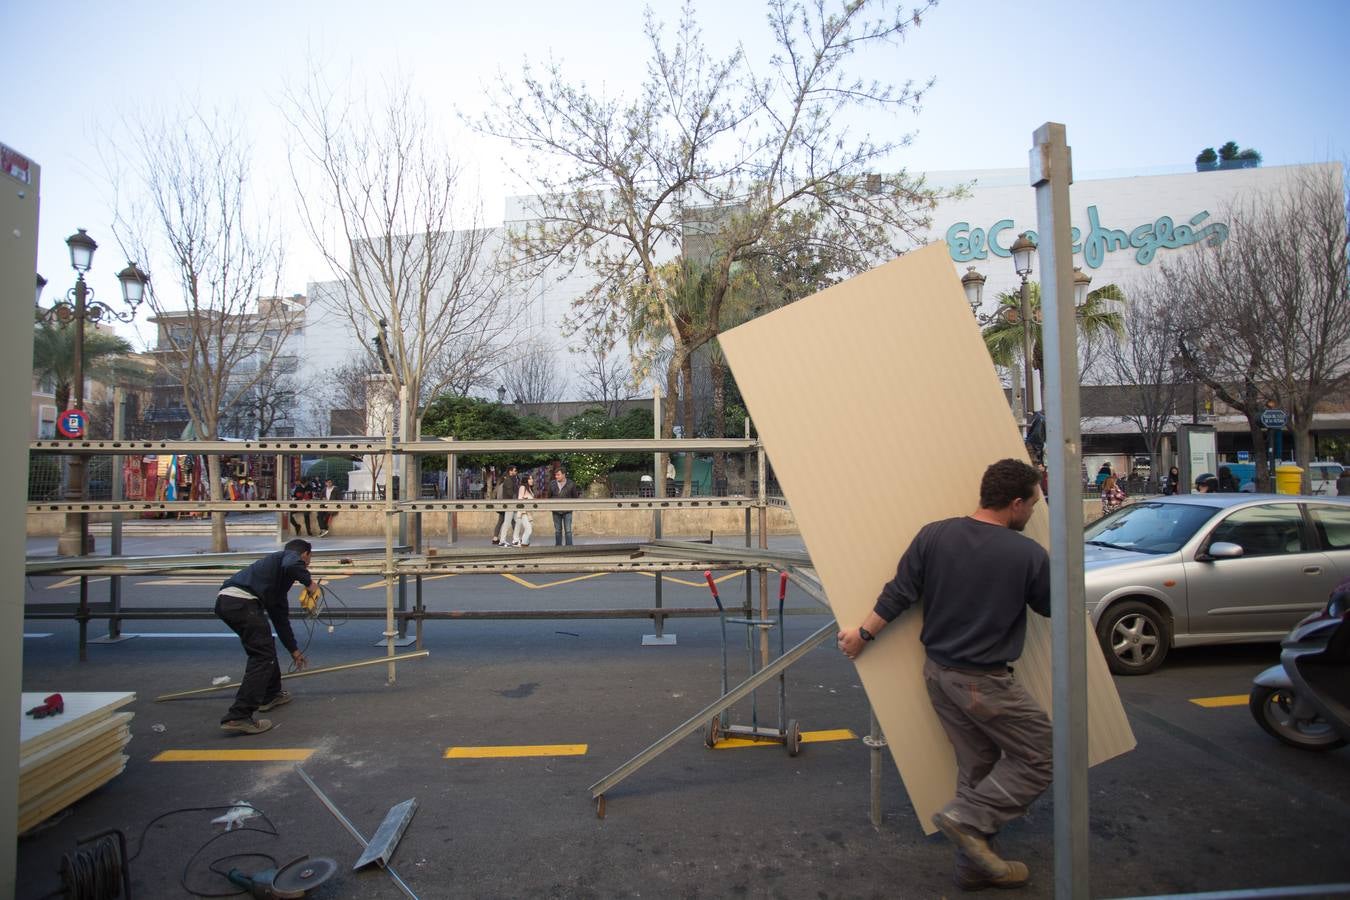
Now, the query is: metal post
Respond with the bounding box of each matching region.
[867,707,883,829]
[383,432,397,683]
[1020,275,1036,428]
[276,453,288,542]
[397,387,409,639]
[57,274,88,557]
[1031,121,1089,899]
[107,390,125,641]
[644,387,674,645]
[447,446,457,545]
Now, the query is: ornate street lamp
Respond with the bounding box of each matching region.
[1009,232,1038,424]
[1073,265,1092,307]
[961,266,986,314]
[36,228,149,556]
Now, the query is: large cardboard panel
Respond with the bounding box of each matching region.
[720,242,1135,834]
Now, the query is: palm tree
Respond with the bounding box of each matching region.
[980,282,1126,410]
[33,322,136,412]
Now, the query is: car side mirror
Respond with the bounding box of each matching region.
[1203,541,1245,560]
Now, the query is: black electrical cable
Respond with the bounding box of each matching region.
[291,581,350,671]
[131,803,282,898]
[57,833,125,900]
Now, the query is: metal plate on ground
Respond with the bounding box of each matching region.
[354,798,417,870]
[641,634,677,646]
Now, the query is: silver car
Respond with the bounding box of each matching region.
[1084,494,1350,674]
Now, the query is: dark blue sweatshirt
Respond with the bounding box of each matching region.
[873,517,1050,670]
[220,549,311,653]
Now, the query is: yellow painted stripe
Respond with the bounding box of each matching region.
[136,578,223,587]
[1189,695,1249,708]
[639,571,745,588]
[358,573,455,590]
[501,573,608,590]
[713,728,857,750]
[152,749,315,762]
[445,744,588,759]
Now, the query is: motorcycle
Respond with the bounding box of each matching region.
[1249,586,1350,751]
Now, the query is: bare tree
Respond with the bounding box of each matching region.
[500,341,564,407]
[478,0,948,490]
[302,358,381,435]
[1104,278,1186,481]
[574,341,637,417]
[110,107,293,551]
[1170,164,1350,491]
[284,74,513,440]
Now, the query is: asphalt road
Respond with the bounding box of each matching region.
[16,535,1350,899]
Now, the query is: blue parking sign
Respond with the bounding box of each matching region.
[57,408,86,439]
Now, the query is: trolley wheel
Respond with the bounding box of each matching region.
[785,719,802,757]
[705,717,722,748]
[596,794,606,819]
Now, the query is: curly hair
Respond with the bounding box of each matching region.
[979,458,1041,510]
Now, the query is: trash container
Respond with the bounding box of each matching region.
[1275,462,1304,495]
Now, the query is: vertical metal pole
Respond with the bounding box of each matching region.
[744,418,752,613]
[58,274,89,556]
[757,429,769,667]
[383,431,397,683]
[1031,121,1088,900]
[78,576,88,662]
[447,446,458,545]
[644,388,672,645]
[109,389,124,639]
[276,453,288,542]
[1020,276,1036,428]
[397,387,408,639]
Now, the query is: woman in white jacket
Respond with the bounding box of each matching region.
[511,474,536,546]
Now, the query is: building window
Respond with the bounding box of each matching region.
[38,405,57,438]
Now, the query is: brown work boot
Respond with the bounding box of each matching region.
[933,811,1012,879]
[956,850,1030,890]
[220,717,273,735]
[257,691,291,712]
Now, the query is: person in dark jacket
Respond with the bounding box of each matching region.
[837,459,1050,891]
[1217,465,1240,493]
[547,467,582,545]
[289,480,314,536]
[215,539,314,734]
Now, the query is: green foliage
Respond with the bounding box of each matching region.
[1197,141,1260,171]
[1218,141,1240,161]
[1195,147,1218,165]
[419,395,557,469]
[32,322,136,410]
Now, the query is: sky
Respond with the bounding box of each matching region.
[3,0,1347,351]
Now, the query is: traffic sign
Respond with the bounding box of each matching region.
[56,409,86,439]
[1260,408,1287,429]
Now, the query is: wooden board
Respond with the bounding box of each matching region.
[720,242,1136,834]
[19,754,128,834]
[20,725,131,804]
[20,712,132,774]
[20,692,135,758]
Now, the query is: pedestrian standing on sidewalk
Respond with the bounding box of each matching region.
[547,467,581,545]
[837,458,1051,890]
[215,538,314,735]
[498,465,519,547]
[289,480,314,536]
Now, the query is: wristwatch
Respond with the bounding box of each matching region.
[858,626,875,642]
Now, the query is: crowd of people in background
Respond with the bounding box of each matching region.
[481,462,582,547]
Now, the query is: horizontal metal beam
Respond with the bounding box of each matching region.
[24,546,407,574]
[22,605,832,622]
[646,539,813,567]
[29,437,758,455]
[588,621,837,801]
[28,497,765,515]
[155,650,431,700]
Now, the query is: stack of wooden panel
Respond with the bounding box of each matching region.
[19,692,134,833]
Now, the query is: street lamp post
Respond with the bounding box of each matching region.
[37,229,149,556]
[1010,231,1038,428]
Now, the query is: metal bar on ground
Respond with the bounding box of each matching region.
[154,650,430,701]
[588,621,836,806]
[1032,120,1090,900]
[295,765,419,899]
[353,798,418,871]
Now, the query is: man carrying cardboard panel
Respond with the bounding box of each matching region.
[838,459,1051,890]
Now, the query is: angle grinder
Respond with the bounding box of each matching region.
[226,855,339,898]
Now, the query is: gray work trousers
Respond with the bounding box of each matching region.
[923,657,1053,836]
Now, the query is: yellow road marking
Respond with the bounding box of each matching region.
[445,744,587,759]
[47,576,110,589]
[152,749,315,762]
[1189,695,1249,708]
[501,573,608,590]
[713,728,857,749]
[639,571,745,588]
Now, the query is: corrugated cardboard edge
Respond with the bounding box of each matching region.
[721,242,1135,835]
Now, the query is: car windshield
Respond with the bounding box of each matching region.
[1084,502,1216,554]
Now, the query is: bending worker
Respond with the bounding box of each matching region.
[837,458,1052,891]
[215,538,314,735]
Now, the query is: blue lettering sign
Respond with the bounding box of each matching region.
[947,206,1229,268]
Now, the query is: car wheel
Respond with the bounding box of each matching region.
[1097,601,1168,675]
[1249,685,1347,751]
